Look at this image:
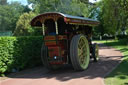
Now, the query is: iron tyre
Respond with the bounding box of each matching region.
[92,43,99,62]
[41,44,51,69]
[41,44,61,70]
[70,35,90,71]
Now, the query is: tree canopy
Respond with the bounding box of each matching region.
[0,0,128,36]
[14,12,36,36]
[0,1,31,33]
[28,0,89,17]
[91,0,128,37]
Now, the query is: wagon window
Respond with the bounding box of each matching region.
[57,18,66,35]
[44,19,56,35]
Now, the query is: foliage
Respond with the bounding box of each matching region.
[90,0,128,37]
[0,2,25,32]
[89,1,116,36]
[0,0,7,5]
[28,0,89,17]
[102,0,118,35]
[100,0,128,35]
[13,0,90,36]
[0,1,31,34]
[14,12,38,36]
[0,36,43,76]
[89,2,105,36]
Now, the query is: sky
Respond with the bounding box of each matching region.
[89,0,101,3]
[7,0,28,5]
[7,0,101,5]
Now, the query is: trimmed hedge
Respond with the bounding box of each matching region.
[0,36,43,75]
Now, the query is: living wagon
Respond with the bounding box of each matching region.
[30,12,99,71]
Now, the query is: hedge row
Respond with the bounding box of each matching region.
[0,36,43,75]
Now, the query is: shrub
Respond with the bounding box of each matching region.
[117,35,128,39]
[14,12,36,36]
[0,36,43,75]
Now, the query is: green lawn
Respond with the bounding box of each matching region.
[94,39,128,85]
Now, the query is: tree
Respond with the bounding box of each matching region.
[102,0,117,35]
[117,0,128,35]
[87,1,105,37]
[28,0,89,17]
[0,0,7,5]
[99,0,128,36]
[14,12,36,36]
[89,0,128,38]
[23,5,31,13]
[0,2,25,32]
[0,5,11,32]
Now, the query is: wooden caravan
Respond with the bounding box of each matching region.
[30,12,99,70]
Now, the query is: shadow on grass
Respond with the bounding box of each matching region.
[96,39,128,85]
[105,59,128,79]
[119,48,128,52]
[104,39,128,80]
[125,83,128,85]
[104,39,128,47]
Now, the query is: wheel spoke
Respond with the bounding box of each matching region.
[78,37,88,65]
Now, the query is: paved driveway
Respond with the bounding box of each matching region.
[0,44,123,85]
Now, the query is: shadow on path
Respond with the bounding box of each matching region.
[4,43,123,82]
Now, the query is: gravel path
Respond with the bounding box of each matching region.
[0,44,123,85]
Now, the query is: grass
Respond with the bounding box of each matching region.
[94,39,128,85]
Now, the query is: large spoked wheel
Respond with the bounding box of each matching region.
[70,35,90,71]
[92,43,99,62]
[41,44,51,69]
[41,44,61,70]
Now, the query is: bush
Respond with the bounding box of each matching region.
[117,35,128,39]
[0,36,43,75]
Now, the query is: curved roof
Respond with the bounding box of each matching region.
[30,12,99,27]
